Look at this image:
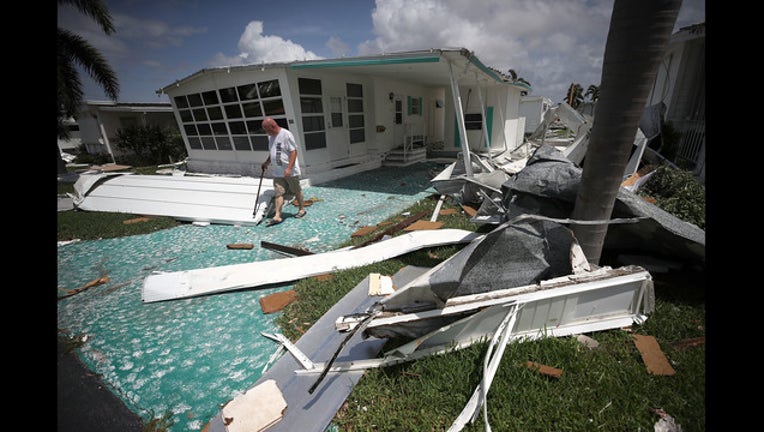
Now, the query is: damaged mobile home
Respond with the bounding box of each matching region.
[69,47,531,225]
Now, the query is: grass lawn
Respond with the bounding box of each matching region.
[57,177,705,431]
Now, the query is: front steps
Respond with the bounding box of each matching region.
[383,145,427,167]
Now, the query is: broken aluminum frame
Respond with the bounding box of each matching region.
[296,264,653,375]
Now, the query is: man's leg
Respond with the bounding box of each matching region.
[273,195,284,222]
[272,178,287,222]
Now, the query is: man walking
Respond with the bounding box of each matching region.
[260,117,306,226]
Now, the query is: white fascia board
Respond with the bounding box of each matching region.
[142,229,482,303]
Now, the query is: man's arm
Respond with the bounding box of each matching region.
[285,150,298,176]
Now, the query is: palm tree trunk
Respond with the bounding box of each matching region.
[571,0,682,264]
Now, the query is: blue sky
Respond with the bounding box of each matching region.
[59,0,706,104]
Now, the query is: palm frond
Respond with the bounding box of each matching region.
[58,0,115,34]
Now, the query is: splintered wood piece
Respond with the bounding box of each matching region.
[461,205,478,217]
[403,220,444,231]
[439,208,457,215]
[633,334,676,376]
[351,226,378,237]
[123,216,152,224]
[227,243,254,249]
[260,290,297,314]
[522,361,563,378]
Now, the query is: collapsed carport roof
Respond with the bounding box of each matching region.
[156,47,532,94]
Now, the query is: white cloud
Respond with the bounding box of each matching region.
[356,0,703,101]
[213,21,322,67]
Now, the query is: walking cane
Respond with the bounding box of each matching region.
[252,166,265,216]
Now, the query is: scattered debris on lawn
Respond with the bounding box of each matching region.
[260,290,298,314]
[220,379,287,432]
[368,273,395,296]
[59,276,110,300]
[651,408,683,432]
[227,243,254,250]
[521,361,564,378]
[633,334,676,376]
[123,216,152,224]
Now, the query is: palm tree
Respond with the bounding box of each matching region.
[570,0,682,264]
[584,84,600,102]
[57,0,119,172]
[564,83,584,108]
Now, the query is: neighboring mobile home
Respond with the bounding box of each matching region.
[157,48,531,185]
[76,101,177,162]
[645,22,705,183]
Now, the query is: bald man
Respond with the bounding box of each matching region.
[260,117,306,225]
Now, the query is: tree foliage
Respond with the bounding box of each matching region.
[639,165,705,229]
[57,0,119,139]
[114,125,187,166]
[585,84,600,102]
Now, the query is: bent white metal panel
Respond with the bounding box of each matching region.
[141,229,483,303]
[313,266,652,374]
[71,173,298,226]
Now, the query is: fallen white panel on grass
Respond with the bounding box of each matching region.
[142,229,482,303]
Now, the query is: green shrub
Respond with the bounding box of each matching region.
[115,124,187,166]
[640,165,705,229]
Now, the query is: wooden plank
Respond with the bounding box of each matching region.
[260,290,297,314]
[351,226,378,238]
[522,361,563,378]
[123,216,152,224]
[227,243,254,250]
[439,208,458,215]
[461,205,478,217]
[633,334,675,376]
[404,220,444,231]
[352,210,429,249]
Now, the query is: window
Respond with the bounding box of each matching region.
[202,90,219,105]
[207,106,224,121]
[175,79,286,153]
[395,99,402,124]
[258,79,281,98]
[330,96,343,128]
[347,83,365,144]
[464,113,482,130]
[237,83,258,100]
[410,97,421,115]
[224,104,243,119]
[174,95,189,109]
[299,78,326,150]
[187,93,203,107]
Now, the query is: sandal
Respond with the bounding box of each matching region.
[295,210,307,219]
[265,218,283,227]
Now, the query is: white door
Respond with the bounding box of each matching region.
[327,94,350,160]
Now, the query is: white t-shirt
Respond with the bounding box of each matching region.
[268,128,301,177]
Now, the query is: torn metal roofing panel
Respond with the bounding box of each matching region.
[500,145,705,264]
[203,266,431,432]
[142,229,482,303]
